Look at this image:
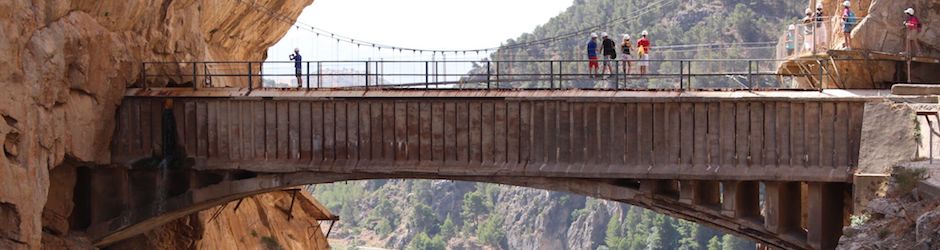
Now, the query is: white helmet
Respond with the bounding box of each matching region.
[788,24,796,30]
[843,1,851,7]
[294,48,299,52]
[816,3,823,9]
[591,33,598,38]
[601,32,608,37]
[641,30,649,36]
[806,8,812,14]
[623,34,631,40]
[905,8,914,15]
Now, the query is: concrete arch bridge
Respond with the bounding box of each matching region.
[77,88,916,250]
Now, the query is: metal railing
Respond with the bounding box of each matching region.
[137,57,894,91]
[777,15,867,58]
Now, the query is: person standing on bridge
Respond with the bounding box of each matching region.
[841,1,857,49]
[903,7,922,56]
[621,34,633,75]
[289,48,303,88]
[587,33,600,78]
[786,24,796,55]
[814,3,828,50]
[802,8,815,53]
[601,32,618,79]
[637,30,651,75]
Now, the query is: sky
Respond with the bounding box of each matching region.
[266,0,574,62]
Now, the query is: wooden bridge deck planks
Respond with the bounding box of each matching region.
[113,97,867,182]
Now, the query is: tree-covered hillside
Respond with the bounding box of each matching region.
[477,0,805,88]
[310,180,755,250]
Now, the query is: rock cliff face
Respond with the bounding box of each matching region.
[812,0,940,87]
[108,190,333,250]
[848,0,938,57]
[0,0,311,248]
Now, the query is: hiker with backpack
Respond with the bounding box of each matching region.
[903,7,923,56]
[637,30,651,75]
[601,32,618,79]
[841,1,858,49]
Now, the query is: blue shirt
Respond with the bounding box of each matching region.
[291,54,302,69]
[587,40,598,57]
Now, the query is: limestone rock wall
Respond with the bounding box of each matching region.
[108,191,332,250]
[849,0,938,57]
[791,0,940,88]
[0,0,311,248]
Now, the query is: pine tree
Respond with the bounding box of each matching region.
[440,215,457,240]
[721,234,755,250]
[707,236,723,250]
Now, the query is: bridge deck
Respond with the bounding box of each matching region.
[115,89,881,182]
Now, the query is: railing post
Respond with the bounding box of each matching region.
[614,60,619,90]
[495,61,500,89]
[140,62,146,89]
[549,61,554,89]
[365,61,370,89]
[486,61,492,89]
[558,61,563,89]
[192,62,198,91]
[425,61,430,88]
[818,59,824,90]
[317,62,322,88]
[747,60,753,89]
[259,62,264,90]
[248,62,253,91]
[306,62,311,89]
[679,60,684,90]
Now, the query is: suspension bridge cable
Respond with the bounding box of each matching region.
[234,0,782,59]
[230,0,711,54]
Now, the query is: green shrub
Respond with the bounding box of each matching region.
[893,167,928,194]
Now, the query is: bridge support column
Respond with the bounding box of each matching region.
[764,181,805,242]
[807,182,846,250]
[641,180,680,200]
[722,181,762,224]
[90,168,129,225]
[694,181,721,209]
[679,181,721,210]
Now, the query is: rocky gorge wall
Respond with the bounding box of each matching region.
[0,0,311,248]
[106,191,332,250]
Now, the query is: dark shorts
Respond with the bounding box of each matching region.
[295,68,302,77]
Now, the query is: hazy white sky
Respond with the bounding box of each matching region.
[268,0,573,61]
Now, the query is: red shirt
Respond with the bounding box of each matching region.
[906,15,921,31]
[637,37,650,53]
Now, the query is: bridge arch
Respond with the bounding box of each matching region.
[80,167,846,250]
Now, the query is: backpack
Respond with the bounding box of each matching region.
[845,10,857,26]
